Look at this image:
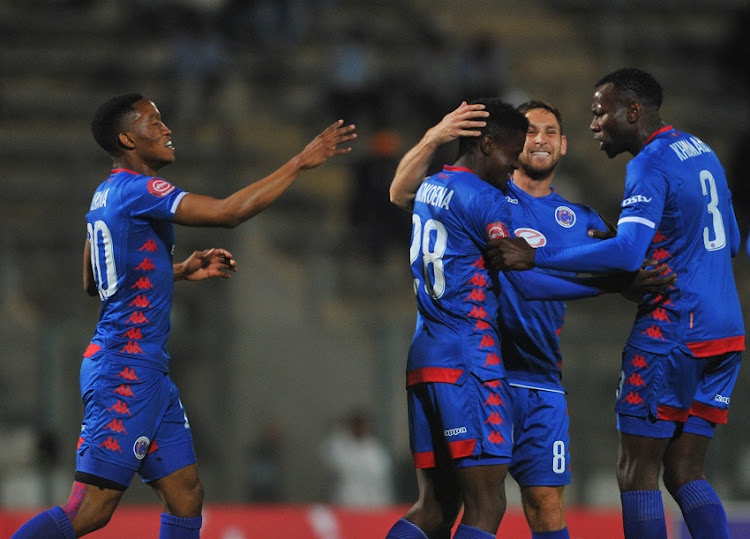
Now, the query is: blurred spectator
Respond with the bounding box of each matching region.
[246,422,285,502]
[326,27,385,127]
[458,33,510,101]
[319,409,393,507]
[348,129,411,264]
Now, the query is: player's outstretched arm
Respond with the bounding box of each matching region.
[390,101,488,211]
[174,248,237,281]
[173,120,356,228]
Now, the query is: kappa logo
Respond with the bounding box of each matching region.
[514,227,547,248]
[147,178,175,197]
[554,206,576,228]
[444,427,467,437]
[622,194,652,206]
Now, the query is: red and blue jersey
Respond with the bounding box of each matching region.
[535,127,745,357]
[85,168,187,372]
[407,165,511,386]
[499,180,608,391]
[621,127,744,356]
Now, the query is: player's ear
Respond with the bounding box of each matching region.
[118,131,135,150]
[560,134,568,156]
[627,102,641,123]
[479,135,493,156]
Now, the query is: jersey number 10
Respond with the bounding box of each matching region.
[88,220,119,299]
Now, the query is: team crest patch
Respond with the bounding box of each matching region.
[147,178,175,197]
[133,436,151,460]
[554,206,576,228]
[487,221,509,240]
[514,227,547,248]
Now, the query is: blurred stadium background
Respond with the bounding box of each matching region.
[2,0,750,537]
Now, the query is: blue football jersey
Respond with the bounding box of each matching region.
[618,127,744,356]
[499,180,608,391]
[407,165,511,386]
[85,168,187,371]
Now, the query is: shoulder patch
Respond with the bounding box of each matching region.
[487,221,509,240]
[147,178,176,197]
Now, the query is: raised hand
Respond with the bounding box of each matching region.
[426,101,489,146]
[298,120,357,169]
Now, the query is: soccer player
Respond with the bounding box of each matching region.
[389,100,672,538]
[492,68,744,539]
[385,99,618,539]
[11,94,356,539]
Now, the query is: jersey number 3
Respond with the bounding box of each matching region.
[700,169,726,252]
[410,215,447,299]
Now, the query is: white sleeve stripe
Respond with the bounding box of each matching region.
[617,215,656,228]
[170,191,188,214]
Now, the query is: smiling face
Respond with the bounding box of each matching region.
[120,99,175,171]
[518,107,567,180]
[590,82,634,158]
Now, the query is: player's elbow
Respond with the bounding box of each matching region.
[389,187,413,212]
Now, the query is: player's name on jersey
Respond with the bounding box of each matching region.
[415,181,454,210]
[669,136,711,162]
[90,188,110,210]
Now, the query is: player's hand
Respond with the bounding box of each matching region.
[298,120,357,169]
[425,101,489,146]
[621,259,676,302]
[486,237,536,270]
[177,248,237,281]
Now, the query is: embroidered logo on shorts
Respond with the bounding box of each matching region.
[133,436,151,460]
[555,206,576,228]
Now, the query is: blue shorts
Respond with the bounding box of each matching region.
[407,373,512,469]
[616,345,741,439]
[76,353,197,488]
[509,386,570,487]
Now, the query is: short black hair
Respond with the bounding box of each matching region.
[456,98,528,159]
[91,93,144,155]
[595,68,663,109]
[517,99,564,134]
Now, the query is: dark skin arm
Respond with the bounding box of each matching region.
[83,241,238,296]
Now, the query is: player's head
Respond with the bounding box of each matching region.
[92,94,175,170]
[456,98,528,188]
[590,68,663,158]
[91,93,145,156]
[516,100,567,181]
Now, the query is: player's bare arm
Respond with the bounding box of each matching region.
[390,101,488,211]
[487,237,536,270]
[82,239,98,296]
[173,121,356,228]
[174,248,237,281]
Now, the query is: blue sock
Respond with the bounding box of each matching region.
[385,518,428,539]
[11,506,75,539]
[674,479,729,539]
[453,523,495,539]
[159,513,202,539]
[621,490,667,539]
[532,528,570,538]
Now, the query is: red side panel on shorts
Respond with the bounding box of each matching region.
[83,343,101,358]
[686,335,745,357]
[406,367,463,387]
[413,439,477,469]
[690,401,729,424]
[656,405,689,422]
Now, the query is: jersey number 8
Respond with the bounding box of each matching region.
[410,215,447,299]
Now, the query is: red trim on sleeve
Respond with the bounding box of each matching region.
[689,401,729,425]
[407,367,464,387]
[686,336,745,358]
[83,343,102,358]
